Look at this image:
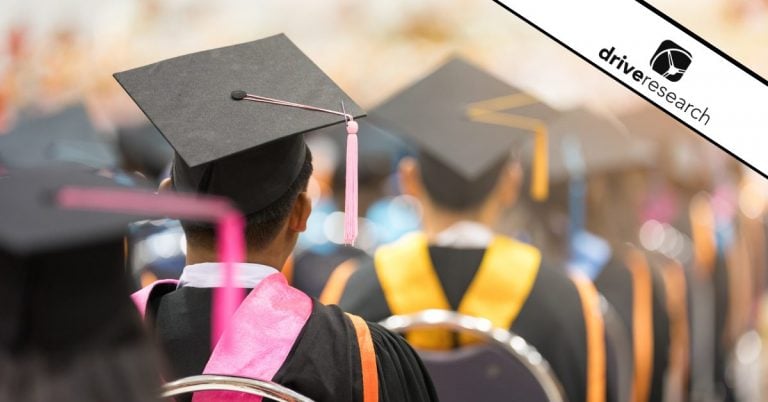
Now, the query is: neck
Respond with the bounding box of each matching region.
[185,242,291,271]
[421,201,499,241]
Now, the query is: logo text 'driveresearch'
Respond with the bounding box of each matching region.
[598,44,711,126]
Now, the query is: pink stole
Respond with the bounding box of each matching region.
[131,273,313,402]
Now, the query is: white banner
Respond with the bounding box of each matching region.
[493,0,768,177]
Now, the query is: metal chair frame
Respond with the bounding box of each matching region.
[162,374,315,402]
[379,309,566,402]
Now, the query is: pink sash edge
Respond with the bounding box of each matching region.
[195,272,313,402]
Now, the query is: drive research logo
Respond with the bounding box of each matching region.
[598,45,711,126]
[650,40,692,82]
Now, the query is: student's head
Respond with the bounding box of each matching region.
[585,167,652,250]
[367,59,555,233]
[161,138,314,266]
[398,150,523,228]
[114,34,366,266]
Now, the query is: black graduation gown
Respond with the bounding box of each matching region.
[674,213,733,400]
[292,245,369,298]
[146,287,438,402]
[338,246,591,402]
[593,256,671,402]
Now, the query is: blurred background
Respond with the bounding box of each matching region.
[1,0,767,400]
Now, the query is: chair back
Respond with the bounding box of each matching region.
[380,309,566,402]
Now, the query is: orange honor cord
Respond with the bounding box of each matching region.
[348,314,379,402]
[319,258,360,305]
[570,274,607,402]
[660,260,690,401]
[689,194,716,278]
[626,249,654,402]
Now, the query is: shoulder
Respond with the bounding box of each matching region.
[364,320,439,402]
[292,246,370,297]
[533,261,584,303]
[283,302,438,401]
[519,261,587,330]
[344,253,377,286]
[337,256,392,321]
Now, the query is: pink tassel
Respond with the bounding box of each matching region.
[343,120,358,245]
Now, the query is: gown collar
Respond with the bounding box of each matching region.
[178,262,279,288]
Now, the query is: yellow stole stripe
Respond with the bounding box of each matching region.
[374,232,541,350]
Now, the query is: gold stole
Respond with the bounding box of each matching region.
[373,232,541,349]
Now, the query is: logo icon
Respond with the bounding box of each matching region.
[650,40,692,82]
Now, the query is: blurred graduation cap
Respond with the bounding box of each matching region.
[117,123,174,181]
[370,58,559,207]
[0,105,118,170]
[543,108,657,183]
[621,106,709,188]
[114,34,365,243]
[308,120,408,184]
[0,165,151,359]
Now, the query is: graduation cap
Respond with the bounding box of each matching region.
[371,58,558,208]
[543,108,657,183]
[114,34,365,244]
[116,123,174,181]
[0,165,151,359]
[0,105,118,170]
[621,106,708,188]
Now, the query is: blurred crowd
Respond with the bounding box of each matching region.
[2,1,768,402]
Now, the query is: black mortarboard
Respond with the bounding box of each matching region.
[0,105,118,170]
[0,166,150,360]
[542,109,656,183]
[371,58,559,206]
[0,165,150,256]
[113,34,365,219]
[621,107,708,188]
[117,123,174,181]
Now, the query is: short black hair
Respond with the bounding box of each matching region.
[418,150,509,212]
[181,148,314,250]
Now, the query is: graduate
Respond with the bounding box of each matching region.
[527,109,672,402]
[117,34,437,402]
[337,58,609,402]
[0,165,161,402]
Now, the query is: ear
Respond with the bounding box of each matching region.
[496,161,523,207]
[287,191,312,233]
[398,157,424,198]
[158,177,173,193]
